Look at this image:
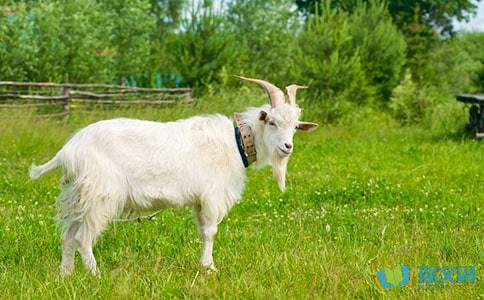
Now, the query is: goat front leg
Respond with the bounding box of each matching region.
[193,204,219,272]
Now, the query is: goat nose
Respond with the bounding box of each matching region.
[284,143,292,150]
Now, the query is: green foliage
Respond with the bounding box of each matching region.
[387,0,478,37]
[295,0,479,90]
[226,0,299,85]
[390,71,425,124]
[100,0,156,83]
[350,1,406,102]
[31,0,113,83]
[149,0,186,37]
[165,4,240,91]
[0,3,38,81]
[294,6,371,113]
[390,74,470,133]
[391,33,483,128]
[424,38,479,94]
[295,0,479,36]
[457,32,484,90]
[0,0,113,83]
[0,0,162,84]
[292,1,406,119]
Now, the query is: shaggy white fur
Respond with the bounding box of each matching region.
[30,87,318,276]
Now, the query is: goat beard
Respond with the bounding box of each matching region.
[272,154,288,192]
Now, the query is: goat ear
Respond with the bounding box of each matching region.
[297,121,318,132]
[259,110,268,121]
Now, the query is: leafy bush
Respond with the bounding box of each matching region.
[0,1,114,83]
[391,33,482,128]
[349,1,406,102]
[0,4,38,81]
[0,0,162,84]
[100,0,156,84]
[424,38,479,94]
[456,32,484,91]
[390,71,423,123]
[165,3,241,92]
[390,70,468,132]
[226,0,299,85]
[294,6,370,107]
[30,0,113,83]
[292,1,406,120]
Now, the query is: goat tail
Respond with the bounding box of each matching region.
[30,153,60,180]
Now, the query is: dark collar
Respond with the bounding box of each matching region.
[234,127,249,168]
[233,112,257,168]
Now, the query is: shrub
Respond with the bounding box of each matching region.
[226,0,299,85]
[349,1,406,102]
[100,0,156,84]
[290,1,407,120]
[391,33,482,128]
[0,3,38,81]
[390,71,422,123]
[292,5,367,120]
[423,38,479,95]
[456,32,484,91]
[390,71,468,131]
[30,0,113,83]
[165,3,241,92]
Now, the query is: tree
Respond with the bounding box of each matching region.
[0,1,114,83]
[292,0,406,116]
[149,0,186,38]
[165,2,241,91]
[295,0,479,36]
[31,0,113,83]
[293,6,373,116]
[296,0,480,84]
[100,0,156,85]
[226,0,299,85]
[349,1,406,101]
[0,3,38,81]
[457,32,484,90]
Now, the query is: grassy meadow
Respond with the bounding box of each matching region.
[0,96,482,299]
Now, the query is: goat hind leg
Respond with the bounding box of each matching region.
[75,223,100,275]
[60,222,80,277]
[79,240,98,275]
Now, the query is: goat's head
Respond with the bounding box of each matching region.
[237,76,319,191]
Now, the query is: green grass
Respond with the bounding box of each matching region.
[0,100,482,299]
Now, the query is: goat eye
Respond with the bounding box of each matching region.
[269,121,276,127]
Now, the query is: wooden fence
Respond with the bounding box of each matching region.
[0,81,193,117]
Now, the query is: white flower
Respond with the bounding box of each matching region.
[325,224,331,233]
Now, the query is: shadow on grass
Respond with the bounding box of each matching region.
[426,126,479,143]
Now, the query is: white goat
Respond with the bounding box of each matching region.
[29,76,318,276]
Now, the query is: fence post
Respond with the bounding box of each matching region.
[62,86,71,119]
[183,91,192,105]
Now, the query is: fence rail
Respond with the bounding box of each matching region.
[0,81,192,92]
[0,81,193,117]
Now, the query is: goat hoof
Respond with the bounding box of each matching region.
[202,263,218,273]
[60,266,73,278]
[91,269,101,277]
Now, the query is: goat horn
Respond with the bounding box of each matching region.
[285,84,307,105]
[236,75,285,107]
